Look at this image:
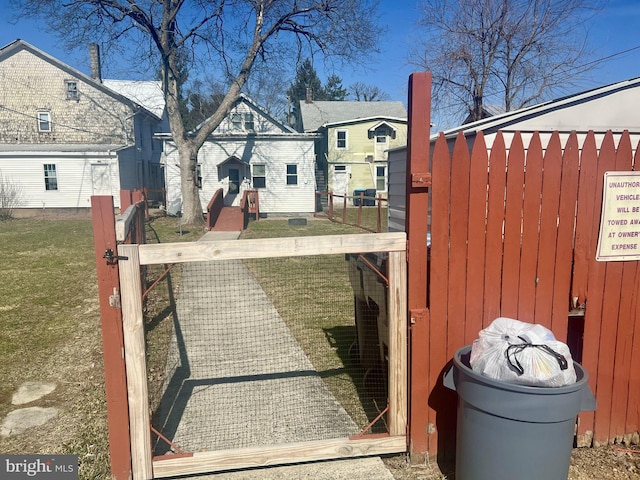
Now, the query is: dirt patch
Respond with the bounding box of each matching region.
[382,445,640,479]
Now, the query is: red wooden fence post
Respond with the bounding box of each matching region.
[405,72,432,460]
[91,196,131,480]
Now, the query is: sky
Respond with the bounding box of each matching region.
[1,0,639,130]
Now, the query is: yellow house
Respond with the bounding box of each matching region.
[298,101,407,205]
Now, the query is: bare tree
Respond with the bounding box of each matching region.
[410,0,602,126]
[349,82,389,101]
[17,0,381,225]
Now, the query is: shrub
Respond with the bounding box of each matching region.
[0,172,24,220]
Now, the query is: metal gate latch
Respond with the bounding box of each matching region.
[103,248,128,265]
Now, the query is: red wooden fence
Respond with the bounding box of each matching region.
[407,111,640,459]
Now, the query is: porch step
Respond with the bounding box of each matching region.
[211,206,243,231]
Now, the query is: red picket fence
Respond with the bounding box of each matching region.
[406,74,640,462]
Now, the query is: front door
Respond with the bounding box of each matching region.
[332,165,349,206]
[229,169,240,195]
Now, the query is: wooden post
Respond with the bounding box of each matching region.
[405,72,432,460]
[377,195,383,233]
[388,249,408,437]
[91,196,131,480]
[118,244,153,479]
[342,195,347,224]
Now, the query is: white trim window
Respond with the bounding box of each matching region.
[252,164,266,188]
[65,80,79,100]
[37,111,51,132]
[231,113,242,130]
[244,113,254,131]
[376,128,389,143]
[286,164,298,185]
[44,164,58,190]
[336,129,347,149]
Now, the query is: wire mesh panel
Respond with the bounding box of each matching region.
[148,253,391,457]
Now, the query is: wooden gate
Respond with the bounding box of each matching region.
[405,73,640,459]
[118,233,408,479]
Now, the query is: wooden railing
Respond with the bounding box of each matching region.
[241,189,259,228]
[315,191,387,233]
[206,189,225,231]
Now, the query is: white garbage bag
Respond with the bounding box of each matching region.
[470,317,577,387]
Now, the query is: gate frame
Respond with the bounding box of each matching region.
[117,232,408,479]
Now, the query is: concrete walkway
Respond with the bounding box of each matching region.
[153,230,395,479]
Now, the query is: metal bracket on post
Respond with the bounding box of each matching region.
[409,308,429,327]
[109,288,121,309]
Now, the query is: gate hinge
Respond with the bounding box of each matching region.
[109,288,121,309]
[103,248,128,266]
[409,308,429,326]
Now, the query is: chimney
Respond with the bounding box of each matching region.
[305,87,313,104]
[89,43,102,83]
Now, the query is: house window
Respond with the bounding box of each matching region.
[231,113,242,130]
[44,164,58,190]
[244,113,254,131]
[375,127,389,143]
[37,111,51,132]
[376,166,386,191]
[196,164,202,189]
[334,165,346,171]
[286,164,298,185]
[252,164,266,188]
[336,130,347,149]
[65,81,78,100]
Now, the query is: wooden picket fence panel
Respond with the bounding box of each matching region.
[422,128,640,458]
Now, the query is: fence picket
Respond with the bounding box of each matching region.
[534,132,564,330]
[609,131,635,442]
[581,131,617,445]
[483,132,507,327]
[551,132,580,342]
[572,132,599,308]
[428,132,452,456]
[465,132,489,345]
[501,132,525,318]
[517,133,543,323]
[448,132,471,354]
[625,267,640,444]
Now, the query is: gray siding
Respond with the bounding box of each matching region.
[387,147,407,232]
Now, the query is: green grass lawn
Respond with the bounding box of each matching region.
[0,213,385,479]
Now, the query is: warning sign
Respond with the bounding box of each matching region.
[596,171,640,261]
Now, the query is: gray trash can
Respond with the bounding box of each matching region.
[443,345,596,480]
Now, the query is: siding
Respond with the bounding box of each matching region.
[387,147,407,232]
[0,49,135,145]
[0,151,120,208]
[164,137,316,215]
[325,119,407,195]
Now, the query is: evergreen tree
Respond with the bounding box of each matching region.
[324,74,348,101]
[286,59,346,129]
[287,59,324,106]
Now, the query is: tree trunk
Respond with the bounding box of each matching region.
[178,145,204,225]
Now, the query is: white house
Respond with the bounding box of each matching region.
[388,76,640,232]
[0,40,166,210]
[160,94,319,216]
